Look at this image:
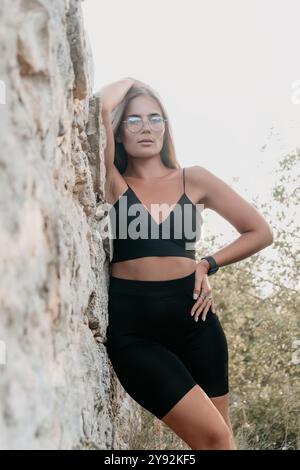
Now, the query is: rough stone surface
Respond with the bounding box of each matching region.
[0,0,140,450]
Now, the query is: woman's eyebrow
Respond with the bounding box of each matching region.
[126,113,161,117]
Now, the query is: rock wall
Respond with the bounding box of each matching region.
[0,0,139,450]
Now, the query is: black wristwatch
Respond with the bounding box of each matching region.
[200,256,219,276]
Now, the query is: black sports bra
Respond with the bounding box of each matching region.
[108,168,203,263]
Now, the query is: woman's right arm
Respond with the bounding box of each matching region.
[100,78,136,169]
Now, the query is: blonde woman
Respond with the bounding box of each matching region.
[100,78,273,450]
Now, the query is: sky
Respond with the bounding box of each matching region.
[82,0,300,249]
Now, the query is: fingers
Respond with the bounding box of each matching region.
[200,300,212,322]
[191,269,217,321]
[193,275,202,300]
[190,297,213,322]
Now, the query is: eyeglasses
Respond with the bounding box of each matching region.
[121,115,167,133]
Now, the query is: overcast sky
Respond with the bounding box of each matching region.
[82,0,300,246]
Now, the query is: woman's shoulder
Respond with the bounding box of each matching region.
[183,165,211,204]
[184,164,210,183]
[185,164,218,182]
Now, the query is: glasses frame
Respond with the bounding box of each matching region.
[121,115,168,133]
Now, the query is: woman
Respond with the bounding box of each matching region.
[100,78,273,450]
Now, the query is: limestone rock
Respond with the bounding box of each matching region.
[0,0,140,450]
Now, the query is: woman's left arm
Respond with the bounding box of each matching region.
[196,165,274,270]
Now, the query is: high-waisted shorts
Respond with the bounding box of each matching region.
[106,269,229,420]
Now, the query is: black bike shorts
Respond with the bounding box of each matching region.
[106,270,229,420]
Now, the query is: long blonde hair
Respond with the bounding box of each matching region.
[111,85,181,173]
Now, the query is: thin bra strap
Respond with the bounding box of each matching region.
[123,177,131,191]
[183,167,186,193]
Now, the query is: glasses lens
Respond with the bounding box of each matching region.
[127,117,142,133]
[149,116,164,131]
[126,116,165,133]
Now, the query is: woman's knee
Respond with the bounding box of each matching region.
[160,384,235,450]
[198,422,233,450]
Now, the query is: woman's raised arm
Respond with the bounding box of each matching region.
[99,78,135,169]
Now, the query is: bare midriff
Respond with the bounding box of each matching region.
[109,257,197,281]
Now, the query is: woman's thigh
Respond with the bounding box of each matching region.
[175,311,229,398]
[149,286,229,398]
[106,335,197,420]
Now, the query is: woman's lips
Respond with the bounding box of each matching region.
[139,141,153,145]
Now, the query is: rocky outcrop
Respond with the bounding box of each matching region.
[0,0,139,450]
